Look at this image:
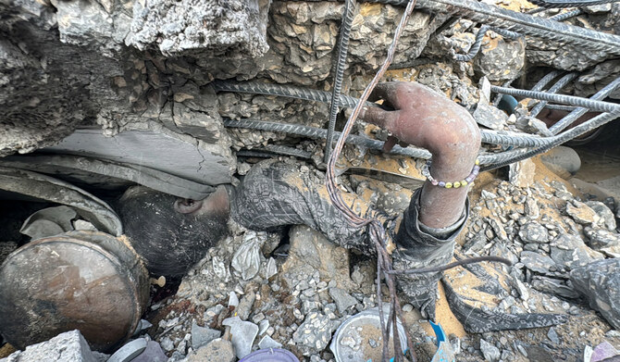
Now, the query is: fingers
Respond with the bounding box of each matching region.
[383,135,399,153]
[368,82,402,109]
[359,106,400,132]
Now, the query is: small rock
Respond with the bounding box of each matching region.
[521,251,556,274]
[228,292,239,308]
[1,330,98,362]
[191,320,221,350]
[131,341,168,362]
[328,287,357,314]
[258,336,283,349]
[584,227,620,250]
[160,337,174,352]
[509,159,536,188]
[547,327,560,344]
[585,201,616,230]
[480,339,501,362]
[567,201,599,225]
[187,338,235,362]
[222,316,259,359]
[519,223,549,243]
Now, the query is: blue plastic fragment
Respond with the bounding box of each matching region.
[429,321,447,346]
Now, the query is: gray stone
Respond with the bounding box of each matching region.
[486,216,508,241]
[547,327,560,345]
[328,288,357,314]
[571,259,620,329]
[519,223,549,243]
[107,339,147,362]
[130,341,167,362]
[292,312,339,356]
[2,330,97,362]
[191,321,221,350]
[186,338,235,362]
[480,339,501,362]
[525,198,540,219]
[509,159,536,188]
[258,336,282,349]
[222,316,259,359]
[531,276,580,299]
[473,99,508,130]
[585,201,617,230]
[550,234,604,270]
[566,201,600,225]
[520,251,556,274]
[541,146,581,176]
[584,227,620,250]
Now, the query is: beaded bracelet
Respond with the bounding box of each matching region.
[421,159,480,189]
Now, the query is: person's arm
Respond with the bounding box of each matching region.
[359,82,480,229]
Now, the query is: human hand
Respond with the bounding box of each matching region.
[360,82,481,228]
[360,82,481,181]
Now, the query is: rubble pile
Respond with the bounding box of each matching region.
[2,0,620,361]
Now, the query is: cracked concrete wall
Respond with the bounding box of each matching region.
[2,0,619,162]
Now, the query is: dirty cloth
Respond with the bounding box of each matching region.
[229,160,565,332]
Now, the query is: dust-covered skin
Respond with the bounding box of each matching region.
[360,82,481,229]
[117,186,229,276]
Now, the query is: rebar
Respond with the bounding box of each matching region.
[531,70,563,92]
[454,25,521,62]
[212,81,380,110]
[491,85,620,113]
[326,0,356,163]
[409,0,620,55]
[549,8,584,21]
[223,118,433,159]
[550,75,620,134]
[480,111,620,168]
[527,0,619,8]
[529,72,579,118]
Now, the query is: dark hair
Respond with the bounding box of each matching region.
[116,187,228,276]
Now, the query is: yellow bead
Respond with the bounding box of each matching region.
[475,159,480,165]
[445,182,452,189]
[461,180,468,186]
[453,181,461,188]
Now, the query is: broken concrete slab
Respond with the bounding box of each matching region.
[0,154,214,200]
[44,123,235,186]
[0,330,99,362]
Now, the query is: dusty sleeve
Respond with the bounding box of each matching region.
[391,188,469,320]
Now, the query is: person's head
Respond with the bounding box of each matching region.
[116,186,230,276]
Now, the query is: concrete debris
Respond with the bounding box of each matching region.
[190,321,221,350]
[571,259,620,330]
[479,338,501,362]
[106,338,147,362]
[186,337,235,362]
[567,201,600,226]
[0,330,103,362]
[222,317,259,359]
[130,341,167,362]
[3,0,620,361]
